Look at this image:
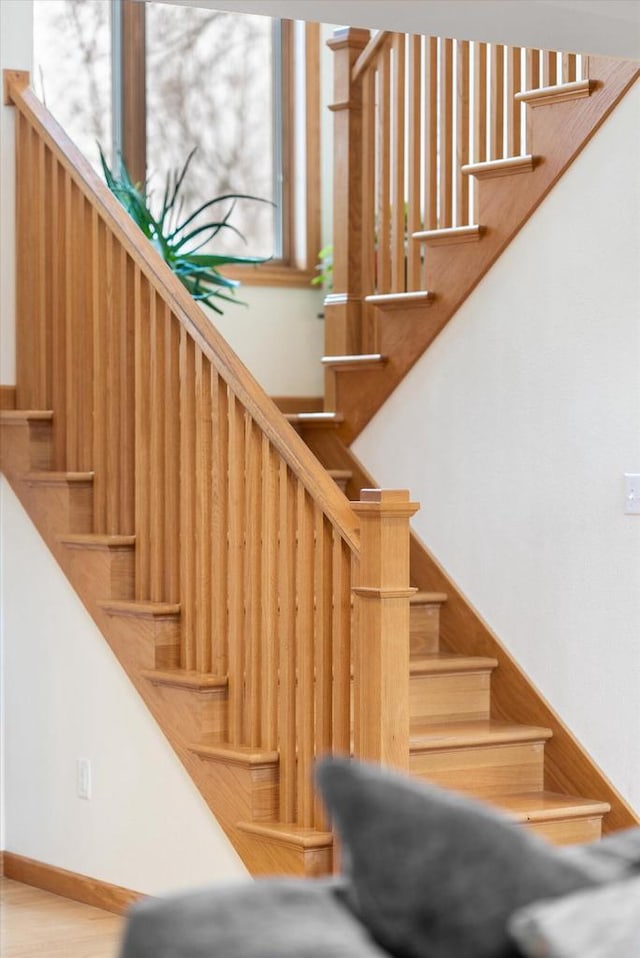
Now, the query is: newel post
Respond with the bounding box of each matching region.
[324,27,370,407]
[351,489,419,770]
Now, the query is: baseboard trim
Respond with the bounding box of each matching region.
[2,852,144,915]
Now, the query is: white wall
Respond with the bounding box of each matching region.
[1,478,248,893]
[206,284,324,397]
[354,83,640,810]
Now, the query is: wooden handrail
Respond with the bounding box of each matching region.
[351,29,393,82]
[5,75,359,552]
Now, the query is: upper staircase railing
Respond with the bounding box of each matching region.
[327,29,588,356]
[4,71,418,833]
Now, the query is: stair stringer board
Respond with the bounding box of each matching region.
[331,57,640,444]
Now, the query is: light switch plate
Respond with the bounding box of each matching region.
[624,474,640,515]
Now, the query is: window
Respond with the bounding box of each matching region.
[34,0,321,285]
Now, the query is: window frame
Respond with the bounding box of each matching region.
[115,0,321,288]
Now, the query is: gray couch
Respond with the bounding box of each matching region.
[120,758,640,958]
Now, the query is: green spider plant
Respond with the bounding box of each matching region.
[100,148,270,314]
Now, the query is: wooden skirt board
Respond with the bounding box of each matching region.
[0,877,124,958]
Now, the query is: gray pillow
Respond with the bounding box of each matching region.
[316,758,624,958]
[563,827,640,875]
[119,877,391,958]
[509,875,640,958]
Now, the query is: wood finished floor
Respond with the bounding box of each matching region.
[0,879,124,957]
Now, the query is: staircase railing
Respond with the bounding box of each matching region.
[4,70,418,832]
[327,28,588,356]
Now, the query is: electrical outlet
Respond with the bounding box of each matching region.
[624,474,640,515]
[76,758,92,800]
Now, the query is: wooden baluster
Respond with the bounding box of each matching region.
[63,172,78,469]
[35,135,48,407]
[332,530,352,758]
[120,252,135,535]
[391,34,406,292]
[507,47,522,157]
[295,483,316,825]
[490,44,505,160]
[562,53,577,83]
[313,509,333,828]
[105,237,122,534]
[456,40,470,226]
[194,349,213,672]
[351,489,419,768]
[211,371,229,676]
[15,114,34,409]
[179,327,197,670]
[42,146,55,411]
[244,414,262,744]
[278,460,297,821]
[472,42,488,221]
[407,35,422,290]
[78,197,94,473]
[543,50,557,86]
[378,43,391,291]
[424,37,438,233]
[325,28,370,366]
[526,48,540,90]
[260,437,279,750]
[164,310,181,603]
[439,38,454,228]
[50,157,66,470]
[227,390,245,741]
[150,291,166,601]
[91,211,106,531]
[133,268,151,596]
[361,66,376,351]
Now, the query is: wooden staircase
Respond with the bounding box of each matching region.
[0,412,616,852]
[2,31,639,884]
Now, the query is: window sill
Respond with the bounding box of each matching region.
[222,262,319,289]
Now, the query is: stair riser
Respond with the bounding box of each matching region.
[0,420,51,474]
[524,816,603,845]
[98,611,180,672]
[24,480,93,539]
[410,604,441,654]
[61,545,135,602]
[235,831,333,878]
[411,741,545,796]
[410,671,491,725]
[195,758,279,825]
[149,683,227,743]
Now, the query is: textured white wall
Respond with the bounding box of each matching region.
[354,83,640,810]
[1,478,248,893]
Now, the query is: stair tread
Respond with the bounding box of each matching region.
[321,353,386,366]
[412,225,484,245]
[410,719,553,750]
[410,590,448,604]
[59,533,136,548]
[0,409,53,422]
[190,741,279,767]
[365,290,434,307]
[515,79,593,106]
[410,653,498,675]
[285,412,343,424]
[141,669,227,690]
[23,470,94,483]
[237,821,333,849]
[462,155,535,178]
[98,599,181,618]
[488,790,611,822]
